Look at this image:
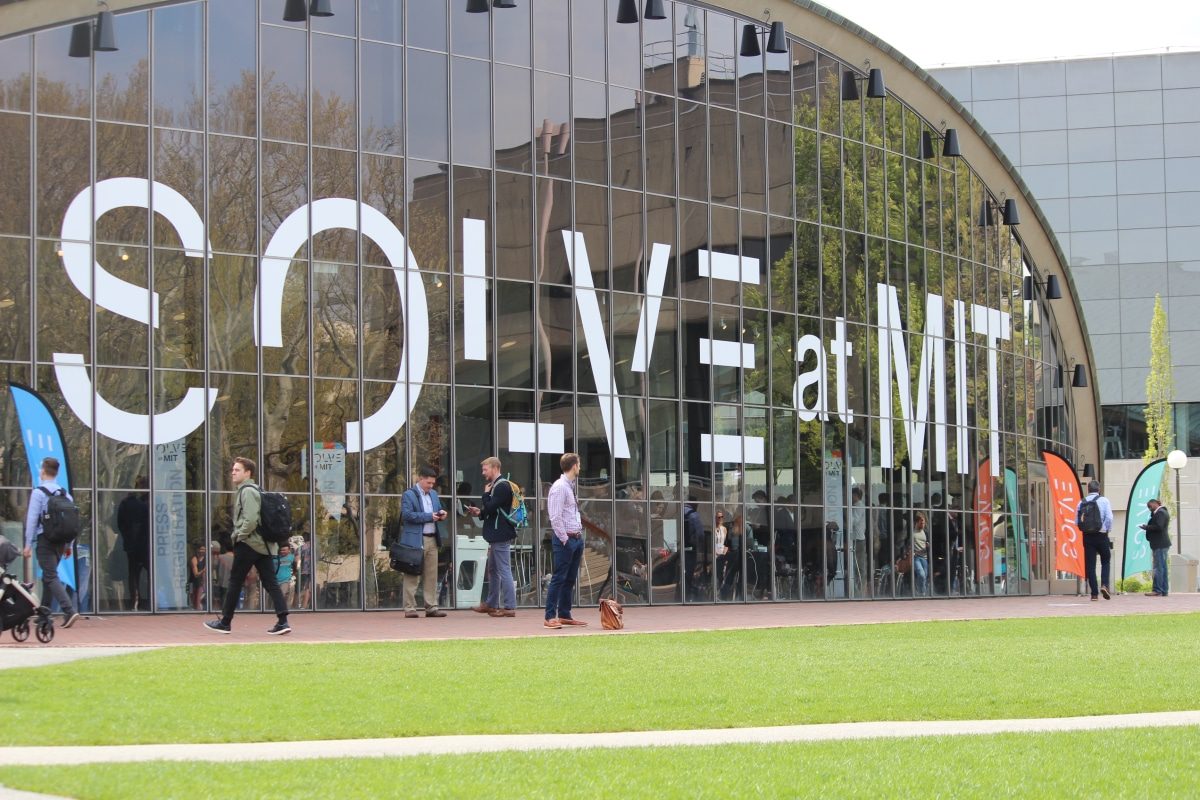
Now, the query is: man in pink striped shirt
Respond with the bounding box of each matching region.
[544,452,587,629]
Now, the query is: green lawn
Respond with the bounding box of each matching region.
[1,614,1198,747]
[4,727,1198,799]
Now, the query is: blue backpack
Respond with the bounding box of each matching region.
[495,476,529,528]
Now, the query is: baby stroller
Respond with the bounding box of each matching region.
[0,539,55,643]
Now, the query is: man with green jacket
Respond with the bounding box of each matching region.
[205,457,291,635]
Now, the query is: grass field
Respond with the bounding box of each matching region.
[3,726,1198,799]
[1,613,1197,747]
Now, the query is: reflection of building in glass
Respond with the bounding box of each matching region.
[932,52,1200,555]
[0,0,1098,613]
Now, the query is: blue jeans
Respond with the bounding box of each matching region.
[914,555,929,595]
[545,535,583,621]
[1152,547,1170,595]
[484,541,517,610]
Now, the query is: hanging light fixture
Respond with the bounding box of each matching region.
[866,67,886,98]
[1082,463,1096,478]
[942,127,961,157]
[93,3,118,52]
[494,0,517,7]
[68,21,93,58]
[1022,276,1034,301]
[766,21,787,53]
[1072,364,1088,388]
[309,0,334,17]
[921,130,935,159]
[283,0,308,22]
[466,0,490,11]
[1045,274,1062,300]
[643,0,666,20]
[1003,198,1020,225]
[739,23,761,58]
[1053,365,1064,388]
[616,0,639,23]
[840,70,859,101]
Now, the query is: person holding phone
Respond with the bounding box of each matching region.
[400,465,449,618]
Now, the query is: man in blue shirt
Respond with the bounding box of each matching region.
[23,456,80,628]
[400,465,448,618]
[1076,479,1114,601]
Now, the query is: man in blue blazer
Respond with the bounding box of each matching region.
[400,465,448,618]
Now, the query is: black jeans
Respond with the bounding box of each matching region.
[35,537,76,617]
[220,542,288,625]
[1083,532,1111,598]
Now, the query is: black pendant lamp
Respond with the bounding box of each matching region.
[1082,463,1096,478]
[866,67,886,98]
[1022,276,1034,301]
[1053,365,1064,388]
[921,130,935,159]
[309,0,334,16]
[942,128,961,157]
[68,22,92,58]
[466,0,489,11]
[1072,364,1088,388]
[616,0,639,23]
[1045,274,1062,300]
[841,70,859,101]
[1003,198,1020,225]
[766,21,787,53]
[739,24,761,58]
[283,0,308,22]
[93,7,118,52]
[643,0,666,20]
[978,199,993,228]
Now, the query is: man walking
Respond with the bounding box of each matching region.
[466,457,517,617]
[400,466,448,618]
[116,477,151,611]
[1141,498,1171,597]
[205,457,291,635]
[544,452,587,629]
[23,457,80,628]
[1076,479,1114,601]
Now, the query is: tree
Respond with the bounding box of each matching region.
[1144,294,1174,502]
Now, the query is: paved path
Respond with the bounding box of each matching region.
[1,593,1195,649]
[0,711,1197,766]
[0,647,150,672]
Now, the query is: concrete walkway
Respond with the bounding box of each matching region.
[0,711,1197,766]
[0,647,151,672]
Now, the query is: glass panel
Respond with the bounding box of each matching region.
[678,100,707,202]
[451,1,489,59]
[494,65,533,171]
[35,26,90,118]
[312,33,356,149]
[571,0,604,82]
[0,238,30,361]
[407,50,448,161]
[0,112,30,236]
[533,0,569,74]
[96,12,148,124]
[154,3,203,130]
[407,0,447,52]
[361,41,403,155]
[494,0,531,66]
[0,33,31,112]
[574,78,607,185]
[362,0,402,44]
[36,115,89,239]
[261,25,306,143]
[209,0,255,136]
[452,56,491,168]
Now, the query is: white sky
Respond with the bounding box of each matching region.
[815,0,1200,68]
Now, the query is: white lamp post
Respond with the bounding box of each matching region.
[1167,449,1187,554]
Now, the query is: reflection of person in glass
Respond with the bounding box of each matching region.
[466,457,517,618]
[544,452,587,629]
[400,465,448,619]
[912,512,930,596]
[850,487,867,596]
[204,457,291,636]
[188,543,207,610]
[116,476,151,611]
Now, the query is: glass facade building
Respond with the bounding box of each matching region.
[0,0,1095,613]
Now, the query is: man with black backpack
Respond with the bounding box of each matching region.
[466,456,517,618]
[205,457,291,635]
[1076,479,1114,601]
[22,456,81,628]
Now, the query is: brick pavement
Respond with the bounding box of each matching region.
[2,592,1196,649]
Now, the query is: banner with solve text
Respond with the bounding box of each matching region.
[1122,458,1167,579]
[1043,450,1085,578]
[974,459,993,579]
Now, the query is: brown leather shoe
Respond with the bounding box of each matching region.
[1145,591,1162,596]
[489,608,516,617]
[404,611,419,618]
[543,618,562,629]
[425,609,447,618]
[558,617,588,626]
[471,604,495,614]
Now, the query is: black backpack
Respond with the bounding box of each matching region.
[244,486,293,546]
[1077,497,1103,534]
[38,487,81,545]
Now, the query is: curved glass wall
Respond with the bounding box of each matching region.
[0,0,1082,612]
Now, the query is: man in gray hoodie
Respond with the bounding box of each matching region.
[205,457,291,635]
